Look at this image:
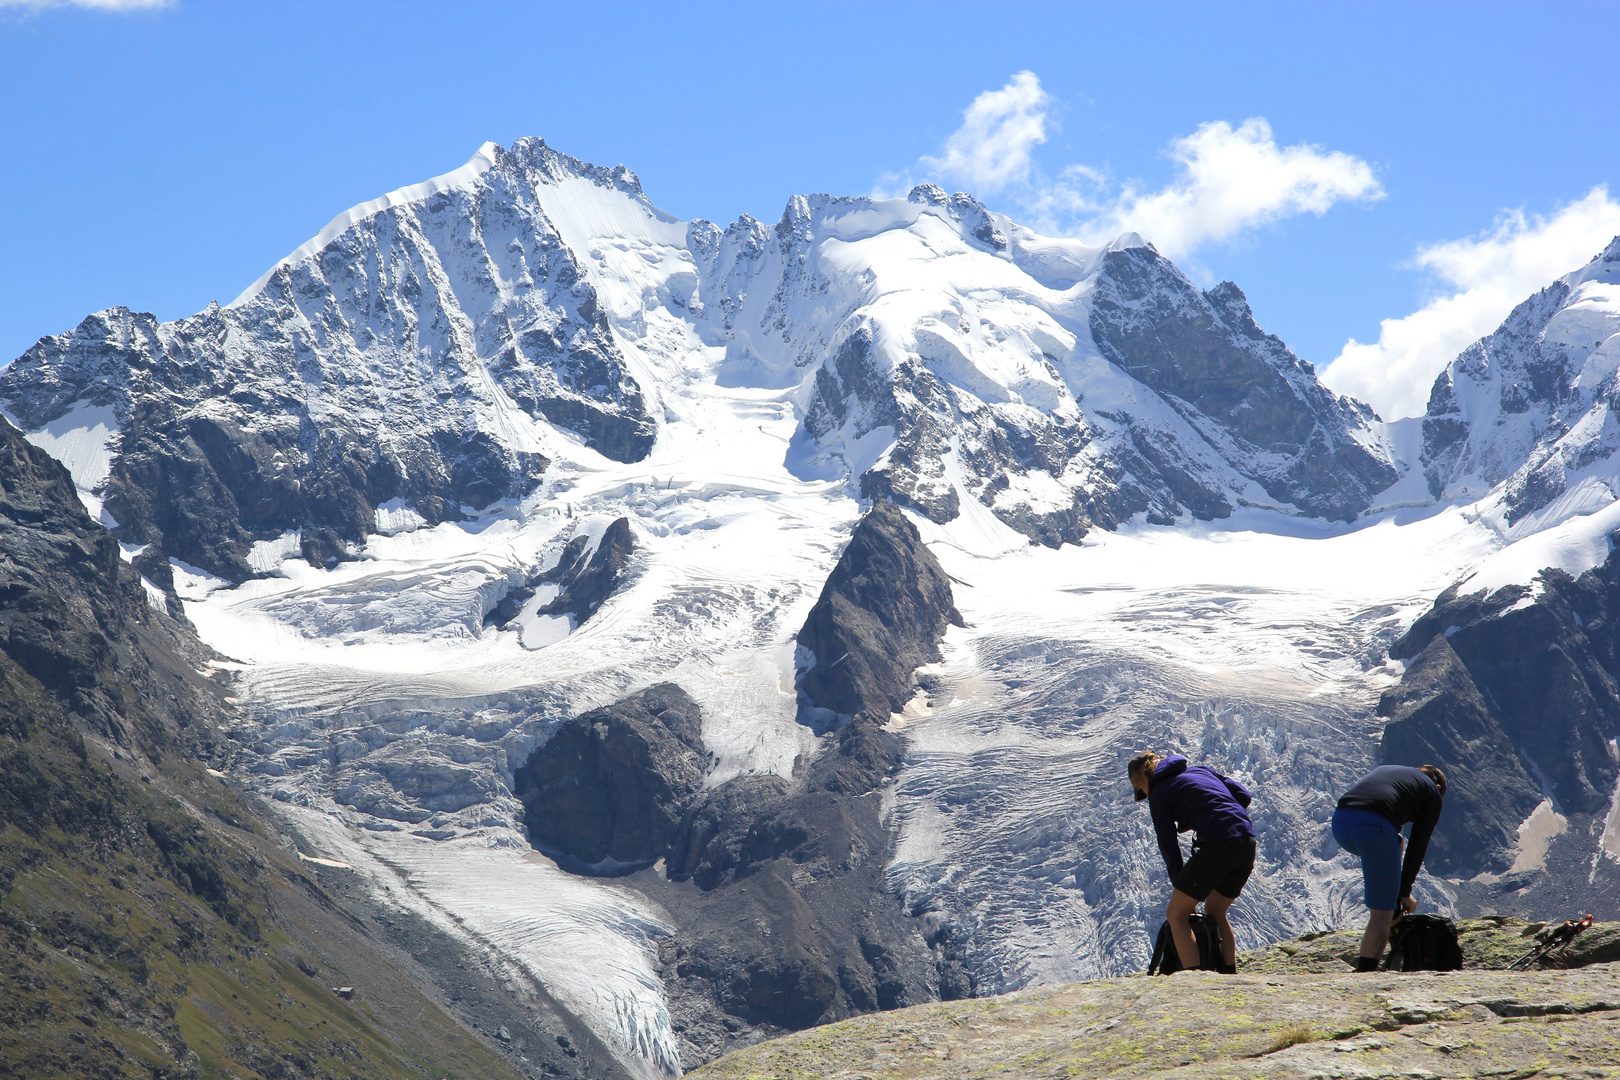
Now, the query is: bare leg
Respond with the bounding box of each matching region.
[1360,909,1394,960]
[1203,889,1237,967]
[1166,889,1203,970]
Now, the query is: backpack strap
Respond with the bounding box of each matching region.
[1381,914,1411,971]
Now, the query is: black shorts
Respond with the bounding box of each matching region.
[1173,837,1256,901]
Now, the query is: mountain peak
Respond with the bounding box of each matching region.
[504,136,646,197]
[1107,230,1152,252]
[227,139,502,308]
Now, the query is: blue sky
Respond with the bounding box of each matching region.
[3,0,1618,417]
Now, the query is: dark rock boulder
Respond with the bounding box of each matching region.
[513,683,707,870]
[797,500,962,720]
[488,517,634,631]
[539,516,634,625]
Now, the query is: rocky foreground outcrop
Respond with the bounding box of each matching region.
[1242,915,1620,972]
[688,963,1620,1079]
[689,916,1620,1079]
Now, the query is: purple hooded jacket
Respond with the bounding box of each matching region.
[1146,755,1254,880]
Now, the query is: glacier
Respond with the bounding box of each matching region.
[4,137,1620,1079]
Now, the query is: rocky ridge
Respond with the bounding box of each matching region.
[1086,245,1397,523]
[0,139,657,585]
[796,498,963,722]
[693,192,1400,546]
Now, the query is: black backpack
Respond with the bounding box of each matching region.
[1383,913,1463,972]
[1147,913,1222,975]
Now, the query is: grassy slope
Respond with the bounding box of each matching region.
[0,653,525,1080]
[0,417,524,1080]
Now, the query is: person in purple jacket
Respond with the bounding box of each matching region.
[1128,750,1256,973]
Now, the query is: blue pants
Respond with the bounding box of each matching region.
[1332,808,1402,911]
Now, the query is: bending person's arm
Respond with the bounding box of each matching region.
[1150,798,1184,882]
[1399,794,1442,900]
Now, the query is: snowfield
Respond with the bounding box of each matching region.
[7,139,1620,1080]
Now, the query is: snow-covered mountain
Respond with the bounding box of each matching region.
[0,141,657,584]
[0,138,1398,592]
[1421,234,1620,523]
[686,185,1398,544]
[5,137,1620,1080]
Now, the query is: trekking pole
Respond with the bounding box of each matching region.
[1546,914,1594,963]
[1507,940,1545,971]
[1508,915,1593,970]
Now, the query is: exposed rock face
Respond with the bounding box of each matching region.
[796,500,963,720]
[488,516,636,631]
[0,139,657,583]
[1420,233,1620,516]
[0,415,217,753]
[512,680,965,1068]
[687,962,1620,1080]
[1088,246,1399,522]
[651,775,959,1060]
[598,499,972,1064]
[1375,635,1544,877]
[540,516,635,625]
[1380,546,1620,902]
[514,683,708,869]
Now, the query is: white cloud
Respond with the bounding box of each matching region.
[913,73,1382,262]
[1319,187,1620,420]
[0,0,171,9]
[920,71,1052,196]
[1068,119,1382,260]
